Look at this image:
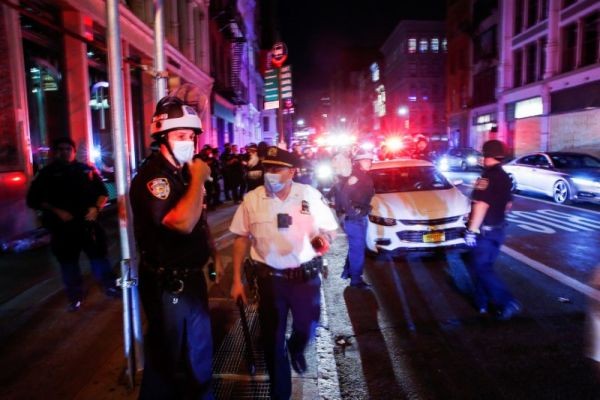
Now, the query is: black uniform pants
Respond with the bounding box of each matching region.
[49,220,114,302]
[256,273,321,400]
[138,268,213,400]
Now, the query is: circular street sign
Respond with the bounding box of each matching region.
[271,41,288,68]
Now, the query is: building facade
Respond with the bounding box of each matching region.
[380,20,448,142]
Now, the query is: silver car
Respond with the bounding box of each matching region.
[503,152,600,204]
[437,148,483,171]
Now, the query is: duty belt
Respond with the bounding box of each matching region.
[254,257,324,282]
[145,265,204,304]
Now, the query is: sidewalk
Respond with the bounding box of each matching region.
[0,201,341,400]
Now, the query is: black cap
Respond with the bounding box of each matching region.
[482,139,506,159]
[262,146,298,168]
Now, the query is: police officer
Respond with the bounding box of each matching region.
[465,139,521,320]
[338,150,375,288]
[130,96,220,399]
[26,137,118,312]
[243,143,263,191]
[229,146,338,400]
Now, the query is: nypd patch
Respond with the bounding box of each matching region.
[147,178,170,200]
[474,178,489,191]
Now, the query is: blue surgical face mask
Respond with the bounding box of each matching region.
[264,172,287,193]
[172,140,195,164]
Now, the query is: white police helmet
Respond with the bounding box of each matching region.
[150,96,203,137]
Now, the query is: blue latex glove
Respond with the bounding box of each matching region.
[464,230,478,247]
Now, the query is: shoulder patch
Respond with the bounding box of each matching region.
[147,178,170,200]
[474,177,489,191]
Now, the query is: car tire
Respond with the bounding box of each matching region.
[460,161,467,171]
[552,180,571,204]
[508,174,520,193]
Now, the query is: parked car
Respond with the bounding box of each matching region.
[502,152,600,204]
[437,148,483,171]
[366,158,470,254]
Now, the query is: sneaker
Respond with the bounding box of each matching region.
[68,300,82,312]
[497,301,521,321]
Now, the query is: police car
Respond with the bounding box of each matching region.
[366,158,470,254]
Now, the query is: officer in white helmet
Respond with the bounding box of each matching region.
[130,96,219,399]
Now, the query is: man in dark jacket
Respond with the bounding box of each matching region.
[27,137,117,311]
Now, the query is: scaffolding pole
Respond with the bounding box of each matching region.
[154,0,167,99]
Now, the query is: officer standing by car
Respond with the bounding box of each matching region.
[229,146,338,400]
[338,150,375,288]
[464,139,521,320]
[130,96,221,399]
[26,137,118,312]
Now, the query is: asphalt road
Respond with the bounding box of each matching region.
[325,171,600,399]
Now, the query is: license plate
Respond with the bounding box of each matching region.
[423,231,445,243]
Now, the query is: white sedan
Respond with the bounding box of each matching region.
[366,159,470,254]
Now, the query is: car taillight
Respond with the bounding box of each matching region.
[368,215,397,226]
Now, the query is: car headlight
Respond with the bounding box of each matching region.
[467,156,477,165]
[572,177,600,187]
[438,157,449,171]
[316,164,333,180]
[368,215,397,226]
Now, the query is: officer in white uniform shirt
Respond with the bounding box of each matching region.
[230,146,338,400]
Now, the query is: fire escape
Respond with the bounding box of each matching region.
[213,6,248,105]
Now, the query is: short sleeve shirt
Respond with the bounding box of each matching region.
[472,164,513,225]
[130,153,210,269]
[229,182,338,269]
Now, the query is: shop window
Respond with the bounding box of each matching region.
[408,38,417,54]
[582,12,599,67]
[561,23,578,72]
[513,49,523,87]
[419,38,428,53]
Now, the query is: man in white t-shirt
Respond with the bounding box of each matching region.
[230,146,338,400]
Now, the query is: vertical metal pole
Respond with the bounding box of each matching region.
[154,0,167,99]
[277,67,285,147]
[106,0,144,386]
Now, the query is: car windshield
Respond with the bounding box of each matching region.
[370,166,453,193]
[550,154,600,169]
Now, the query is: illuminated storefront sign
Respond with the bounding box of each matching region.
[515,97,543,119]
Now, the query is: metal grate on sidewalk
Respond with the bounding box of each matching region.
[212,302,271,399]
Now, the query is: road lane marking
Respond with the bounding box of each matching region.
[513,193,600,215]
[501,245,600,302]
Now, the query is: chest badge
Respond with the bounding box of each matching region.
[147,178,170,200]
[301,200,311,215]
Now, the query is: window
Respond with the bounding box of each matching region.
[513,49,523,87]
[263,116,269,132]
[561,23,578,72]
[582,12,599,67]
[563,0,577,8]
[538,37,547,79]
[408,38,417,54]
[527,0,539,27]
[419,38,428,53]
[540,0,548,20]
[442,38,448,52]
[515,0,524,35]
[431,37,439,52]
[525,42,537,83]
[408,61,417,77]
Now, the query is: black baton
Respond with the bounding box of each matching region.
[237,297,256,375]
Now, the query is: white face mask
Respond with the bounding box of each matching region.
[172,141,195,164]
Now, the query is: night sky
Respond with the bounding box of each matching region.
[272,0,446,121]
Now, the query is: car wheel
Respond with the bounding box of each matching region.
[460,161,467,171]
[552,180,570,204]
[508,174,519,193]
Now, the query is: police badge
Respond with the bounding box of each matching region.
[147,178,170,199]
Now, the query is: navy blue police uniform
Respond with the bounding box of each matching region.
[27,157,116,307]
[338,163,375,287]
[467,162,518,316]
[130,152,214,399]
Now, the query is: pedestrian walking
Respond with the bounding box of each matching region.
[338,149,375,288]
[26,137,118,312]
[130,96,221,399]
[464,139,521,320]
[229,146,338,400]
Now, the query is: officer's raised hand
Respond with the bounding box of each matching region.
[188,157,211,184]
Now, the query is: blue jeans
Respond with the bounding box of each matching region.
[257,274,321,400]
[342,217,368,285]
[466,227,515,310]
